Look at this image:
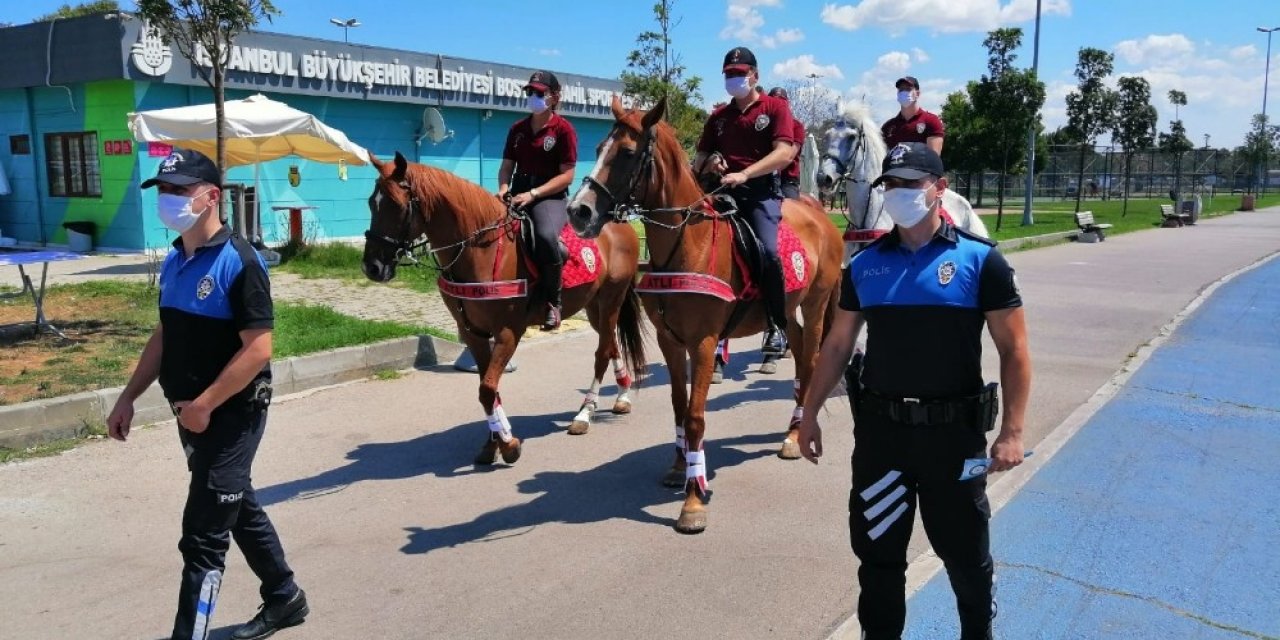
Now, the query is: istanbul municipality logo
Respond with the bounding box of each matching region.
[131,22,173,77]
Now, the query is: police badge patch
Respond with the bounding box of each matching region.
[791,251,806,282]
[937,261,956,285]
[196,275,215,300]
[754,114,770,131]
[716,119,726,136]
[543,136,556,152]
[916,122,926,134]
[581,247,597,273]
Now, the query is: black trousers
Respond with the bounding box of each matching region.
[732,184,787,330]
[848,411,994,640]
[528,197,568,306]
[172,404,296,640]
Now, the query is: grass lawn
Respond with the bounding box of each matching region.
[0,281,435,406]
[275,241,438,294]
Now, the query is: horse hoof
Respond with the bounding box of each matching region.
[759,360,778,375]
[474,439,499,465]
[661,468,685,488]
[499,437,522,464]
[611,400,632,415]
[675,508,707,534]
[568,419,591,435]
[778,438,802,460]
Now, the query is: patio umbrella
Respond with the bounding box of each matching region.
[799,132,820,198]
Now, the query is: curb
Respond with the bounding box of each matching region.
[997,230,1076,251]
[0,334,465,450]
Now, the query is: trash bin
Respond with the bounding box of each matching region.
[62,221,96,253]
[1241,194,1256,211]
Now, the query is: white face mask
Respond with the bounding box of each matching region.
[882,185,934,229]
[527,95,549,114]
[725,76,752,99]
[157,190,210,233]
[897,90,915,106]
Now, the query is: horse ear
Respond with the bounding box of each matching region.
[641,95,667,129]
[369,153,383,172]
[392,151,408,180]
[611,94,626,120]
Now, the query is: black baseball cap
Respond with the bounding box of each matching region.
[895,76,920,91]
[523,70,561,93]
[141,148,221,188]
[873,142,945,186]
[723,46,757,73]
[767,86,789,101]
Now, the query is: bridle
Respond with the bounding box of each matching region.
[363,177,518,273]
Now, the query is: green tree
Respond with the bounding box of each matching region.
[134,0,281,181]
[1065,47,1117,212]
[969,28,1045,227]
[1241,113,1279,194]
[620,0,705,153]
[940,87,984,201]
[1158,89,1194,200]
[35,0,119,21]
[1112,76,1157,215]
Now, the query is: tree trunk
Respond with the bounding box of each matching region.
[1122,153,1132,217]
[1074,143,1087,213]
[976,173,985,207]
[996,147,1008,231]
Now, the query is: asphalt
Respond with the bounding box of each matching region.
[2,209,1278,640]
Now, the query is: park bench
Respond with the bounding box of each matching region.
[1074,211,1112,243]
[1160,203,1192,228]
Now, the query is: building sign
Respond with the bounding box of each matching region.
[124,22,626,117]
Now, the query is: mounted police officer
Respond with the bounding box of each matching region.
[108,149,308,640]
[797,142,1031,639]
[693,46,799,346]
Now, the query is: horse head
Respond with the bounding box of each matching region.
[363,151,426,282]
[568,94,675,238]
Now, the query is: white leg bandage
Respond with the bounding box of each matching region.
[685,449,708,494]
[487,403,514,442]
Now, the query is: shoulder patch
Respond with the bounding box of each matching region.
[955,226,997,247]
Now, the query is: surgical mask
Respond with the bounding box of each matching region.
[527,95,548,114]
[725,76,752,99]
[157,190,210,233]
[897,90,915,106]
[882,186,933,228]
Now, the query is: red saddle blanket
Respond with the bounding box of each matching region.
[637,221,809,301]
[556,224,603,290]
[437,224,601,301]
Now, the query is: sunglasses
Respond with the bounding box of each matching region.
[524,89,547,98]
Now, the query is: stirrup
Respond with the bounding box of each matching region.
[541,303,561,331]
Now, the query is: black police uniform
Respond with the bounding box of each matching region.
[840,220,1021,640]
[158,225,299,639]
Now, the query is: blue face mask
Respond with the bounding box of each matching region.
[725,76,752,99]
[527,95,548,114]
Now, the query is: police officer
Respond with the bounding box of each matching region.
[767,86,806,201]
[108,149,308,640]
[497,70,579,330]
[694,46,799,340]
[882,76,945,154]
[797,143,1031,639]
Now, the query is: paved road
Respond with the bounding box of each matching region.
[905,251,1280,640]
[2,211,1278,639]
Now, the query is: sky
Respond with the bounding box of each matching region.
[4,0,1279,148]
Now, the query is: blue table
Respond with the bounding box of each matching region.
[0,250,85,339]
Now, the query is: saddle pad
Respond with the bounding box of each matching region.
[559,224,602,290]
[777,222,808,293]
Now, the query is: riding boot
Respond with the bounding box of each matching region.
[540,260,564,331]
[761,254,789,333]
[762,325,787,358]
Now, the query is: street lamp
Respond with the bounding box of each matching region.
[330,17,360,43]
[1257,26,1279,194]
[805,72,822,127]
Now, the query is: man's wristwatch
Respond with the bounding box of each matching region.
[530,187,540,198]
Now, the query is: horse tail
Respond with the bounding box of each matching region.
[616,282,649,384]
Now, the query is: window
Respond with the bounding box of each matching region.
[45,132,101,198]
[9,135,30,155]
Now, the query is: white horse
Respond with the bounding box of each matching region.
[817,102,987,261]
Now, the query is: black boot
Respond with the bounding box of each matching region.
[540,260,563,331]
[761,254,789,332]
[231,588,308,640]
[761,325,787,358]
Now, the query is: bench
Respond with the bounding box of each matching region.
[1074,211,1113,243]
[1160,203,1192,228]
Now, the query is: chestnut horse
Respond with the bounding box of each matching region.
[567,97,844,533]
[362,152,646,465]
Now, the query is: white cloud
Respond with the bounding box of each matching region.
[1113,34,1195,66]
[721,0,783,42]
[878,51,911,74]
[761,27,805,48]
[772,54,845,80]
[820,0,1070,34]
[536,48,561,57]
[839,50,957,120]
[911,47,930,63]
[1230,44,1257,60]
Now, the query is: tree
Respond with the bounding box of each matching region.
[778,79,839,135]
[1112,76,1157,216]
[35,0,118,21]
[135,0,281,182]
[1065,47,1117,213]
[940,87,984,201]
[620,0,705,153]
[1158,89,1194,200]
[1241,113,1280,194]
[969,28,1045,228]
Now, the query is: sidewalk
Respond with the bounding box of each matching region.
[903,254,1280,639]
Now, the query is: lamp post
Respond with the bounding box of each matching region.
[805,72,822,128]
[1258,27,1279,195]
[1021,0,1042,226]
[330,17,360,43]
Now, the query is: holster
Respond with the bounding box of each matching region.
[974,382,999,432]
[844,351,865,412]
[249,378,273,410]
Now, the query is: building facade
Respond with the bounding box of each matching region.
[0,14,626,251]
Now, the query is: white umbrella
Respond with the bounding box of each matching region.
[799,133,820,198]
[128,94,370,242]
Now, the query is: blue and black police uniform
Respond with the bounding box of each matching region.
[840,216,1021,640]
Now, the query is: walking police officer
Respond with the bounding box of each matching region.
[108,149,308,640]
[798,142,1031,639]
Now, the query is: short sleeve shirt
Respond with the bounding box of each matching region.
[697,94,798,174]
[783,118,805,181]
[881,109,945,148]
[503,113,578,181]
[839,220,1020,398]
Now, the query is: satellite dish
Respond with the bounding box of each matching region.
[418,107,454,145]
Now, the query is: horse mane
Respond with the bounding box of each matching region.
[403,161,506,232]
[839,101,887,174]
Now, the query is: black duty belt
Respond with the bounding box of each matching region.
[857,385,997,427]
